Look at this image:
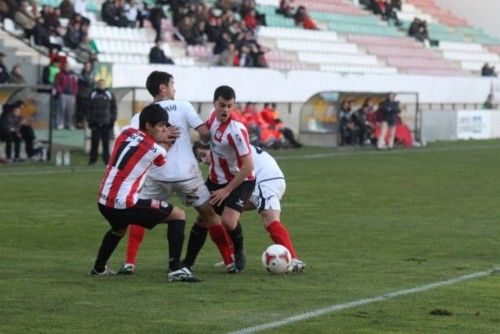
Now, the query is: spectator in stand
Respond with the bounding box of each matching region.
[64,21,82,49]
[0,52,10,83]
[377,93,400,150]
[9,64,26,84]
[372,0,401,26]
[76,34,98,63]
[276,0,295,18]
[76,61,94,128]
[123,0,139,27]
[0,0,8,22]
[213,30,232,55]
[481,63,497,77]
[294,6,318,30]
[32,16,63,53]
[54,62,78,129]
[88,79,116,165]
[149,41,175,64]
[42,58,60,85]
[14,0,36,39]
[391,0,402,11]
[483,93,494,109]
[59,0,74,19]
[148,1,166,42]
[216,42,237,66]
[408,18,430,44]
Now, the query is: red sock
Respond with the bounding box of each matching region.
[266,220,298,258]
[126,224,146,265]
[208,224,234,265]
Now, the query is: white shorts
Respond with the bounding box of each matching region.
[250,178,286,212]
[139,174,210,208]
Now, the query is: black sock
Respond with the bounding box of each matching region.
[183,224,208,267]
[228,222,244,253]
[93,229,122,272]
[167,220,185,271]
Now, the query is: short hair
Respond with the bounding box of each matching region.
[146,71,173,97]
[192,141,209,162]
[213,85,236,101]
[139,103,169,130]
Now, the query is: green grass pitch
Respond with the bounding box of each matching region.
[0,140,499,333]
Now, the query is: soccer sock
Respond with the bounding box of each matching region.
[125,224,146,265]
[167,220,185,271]
[94,229,122,272]
[228,222,244,254]
[208,224,234,265]
[183,223,208,267]
[266,220,298,258]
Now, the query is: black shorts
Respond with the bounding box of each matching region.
[98,199,174,231]
[206,179,256,216]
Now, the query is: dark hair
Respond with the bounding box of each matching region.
[213,85,236,101]
[139,103,169,130]
[146,71,173,97]
[192,141,209,162]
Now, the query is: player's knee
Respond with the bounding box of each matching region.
[167,207,186,221]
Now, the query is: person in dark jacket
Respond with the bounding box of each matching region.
[88,79,116,165]
[0,101,22,161]
[76,62,95,128]
[148,41,174,64]
[377,92,400,150]
[0,52,10,84]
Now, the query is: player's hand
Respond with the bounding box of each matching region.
[209,187,231,206]
[167,126,181,141]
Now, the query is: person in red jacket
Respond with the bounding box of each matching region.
[54,62,78,129]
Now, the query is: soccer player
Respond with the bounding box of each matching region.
[192,142,306,272]
[90,103,200,282]
[190,85,255,271]
[118,71,235,274]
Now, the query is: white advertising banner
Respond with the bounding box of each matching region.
[456,110,492,139]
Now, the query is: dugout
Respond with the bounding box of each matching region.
[299,91,420,148]
[0,84,53,160]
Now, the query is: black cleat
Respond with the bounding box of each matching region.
[234,246,246,271]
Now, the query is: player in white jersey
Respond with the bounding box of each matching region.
[201,85,255,271]
[192,143,306,272]
[119,71,235,275]
[90,104,199,282]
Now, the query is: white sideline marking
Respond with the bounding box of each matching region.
[228,268,499,334]
[1,143,499,176]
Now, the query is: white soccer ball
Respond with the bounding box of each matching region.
[261,244,292,274]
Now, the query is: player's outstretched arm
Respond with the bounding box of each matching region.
[195,124,211,144]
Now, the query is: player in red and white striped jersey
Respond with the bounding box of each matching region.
[90,104,199,282]
[202,85,255,271]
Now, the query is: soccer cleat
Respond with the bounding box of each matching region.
[117,263,135,275]
[234,246,246,271]
[288,258,306,273]
[167,267,201,283]
[214,261,238,273]
[89,267,116,276]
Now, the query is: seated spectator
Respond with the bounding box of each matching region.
[339,100,354,146]
[216,43,237,67]
[481,62,497,77]
[372,0,401,26]
[408,18,429,44]
[483,94,494,109]
[59,0,74,19]
[293,6,318,30]
[14,0,36,38]
[0,101,22,161]
[123,0,138,27]
[276,0,295,18]
[0,0,10,22]
[149,41,174,64]
[9,64,26,84]
[148,2,166,42]
[260,103,302,148]
[350,102,373,145]
[76,35,98,63]
[64,21,82,49]
[0,52,9,83]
